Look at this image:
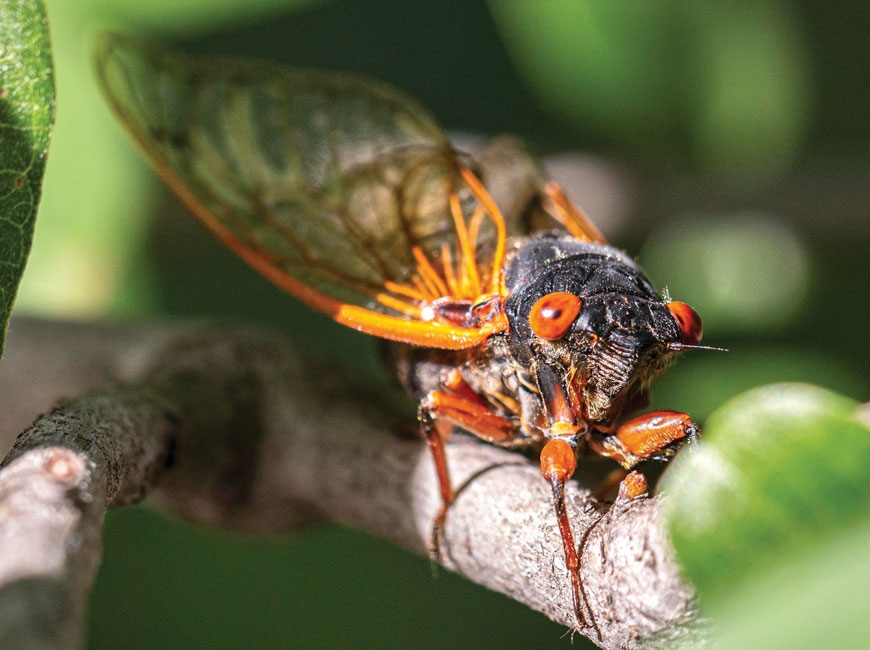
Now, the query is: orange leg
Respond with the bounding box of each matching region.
[419,371,522,561]
[540,438,591,631]
[592,467,629,501]
[590,410,698,468]
[616,410,698,465]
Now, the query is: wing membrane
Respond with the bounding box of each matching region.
[96,33,471,309]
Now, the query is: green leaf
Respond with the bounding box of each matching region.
[708,519,870,650]
[661,383,870,647]
[0,0,55,355]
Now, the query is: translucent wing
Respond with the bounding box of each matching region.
[98,34,476,301]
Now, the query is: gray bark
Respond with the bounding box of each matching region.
[0,317,708,650]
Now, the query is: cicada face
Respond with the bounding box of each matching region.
[504,235,687,427]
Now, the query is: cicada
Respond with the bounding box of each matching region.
[96,33,705,631]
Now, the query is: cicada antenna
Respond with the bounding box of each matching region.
[667,342,729,352]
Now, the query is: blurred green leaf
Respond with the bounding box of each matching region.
[490,0,679,147]
[0,0,55,354]
[662,384,870,646]
[708,519,870,650]
[652,347,867,422]
[641,213,810,336]
[683,2,810,176]
[489,0,810,175]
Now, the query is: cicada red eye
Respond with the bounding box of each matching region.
[667,301,703,346]
[529,292,582,341]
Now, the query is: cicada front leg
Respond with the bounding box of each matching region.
[539,438,594,631]
[591,410,700,469]
[418,369,521,562]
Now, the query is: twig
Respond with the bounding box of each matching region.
[0,317,707,650]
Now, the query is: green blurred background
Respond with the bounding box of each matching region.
[14,0,869,648]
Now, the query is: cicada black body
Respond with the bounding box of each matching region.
[96,33,704,632]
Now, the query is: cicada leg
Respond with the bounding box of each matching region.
[540,438,593,631]
[592,467,629,501]
[589,395,680,499]
[419,370,521,562]
[591,410,699,468]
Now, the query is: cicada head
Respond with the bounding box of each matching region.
[504,238,702,428]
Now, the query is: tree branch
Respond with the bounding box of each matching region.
[0,317,708,650]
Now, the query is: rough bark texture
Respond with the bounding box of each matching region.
[0,317,708,650]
